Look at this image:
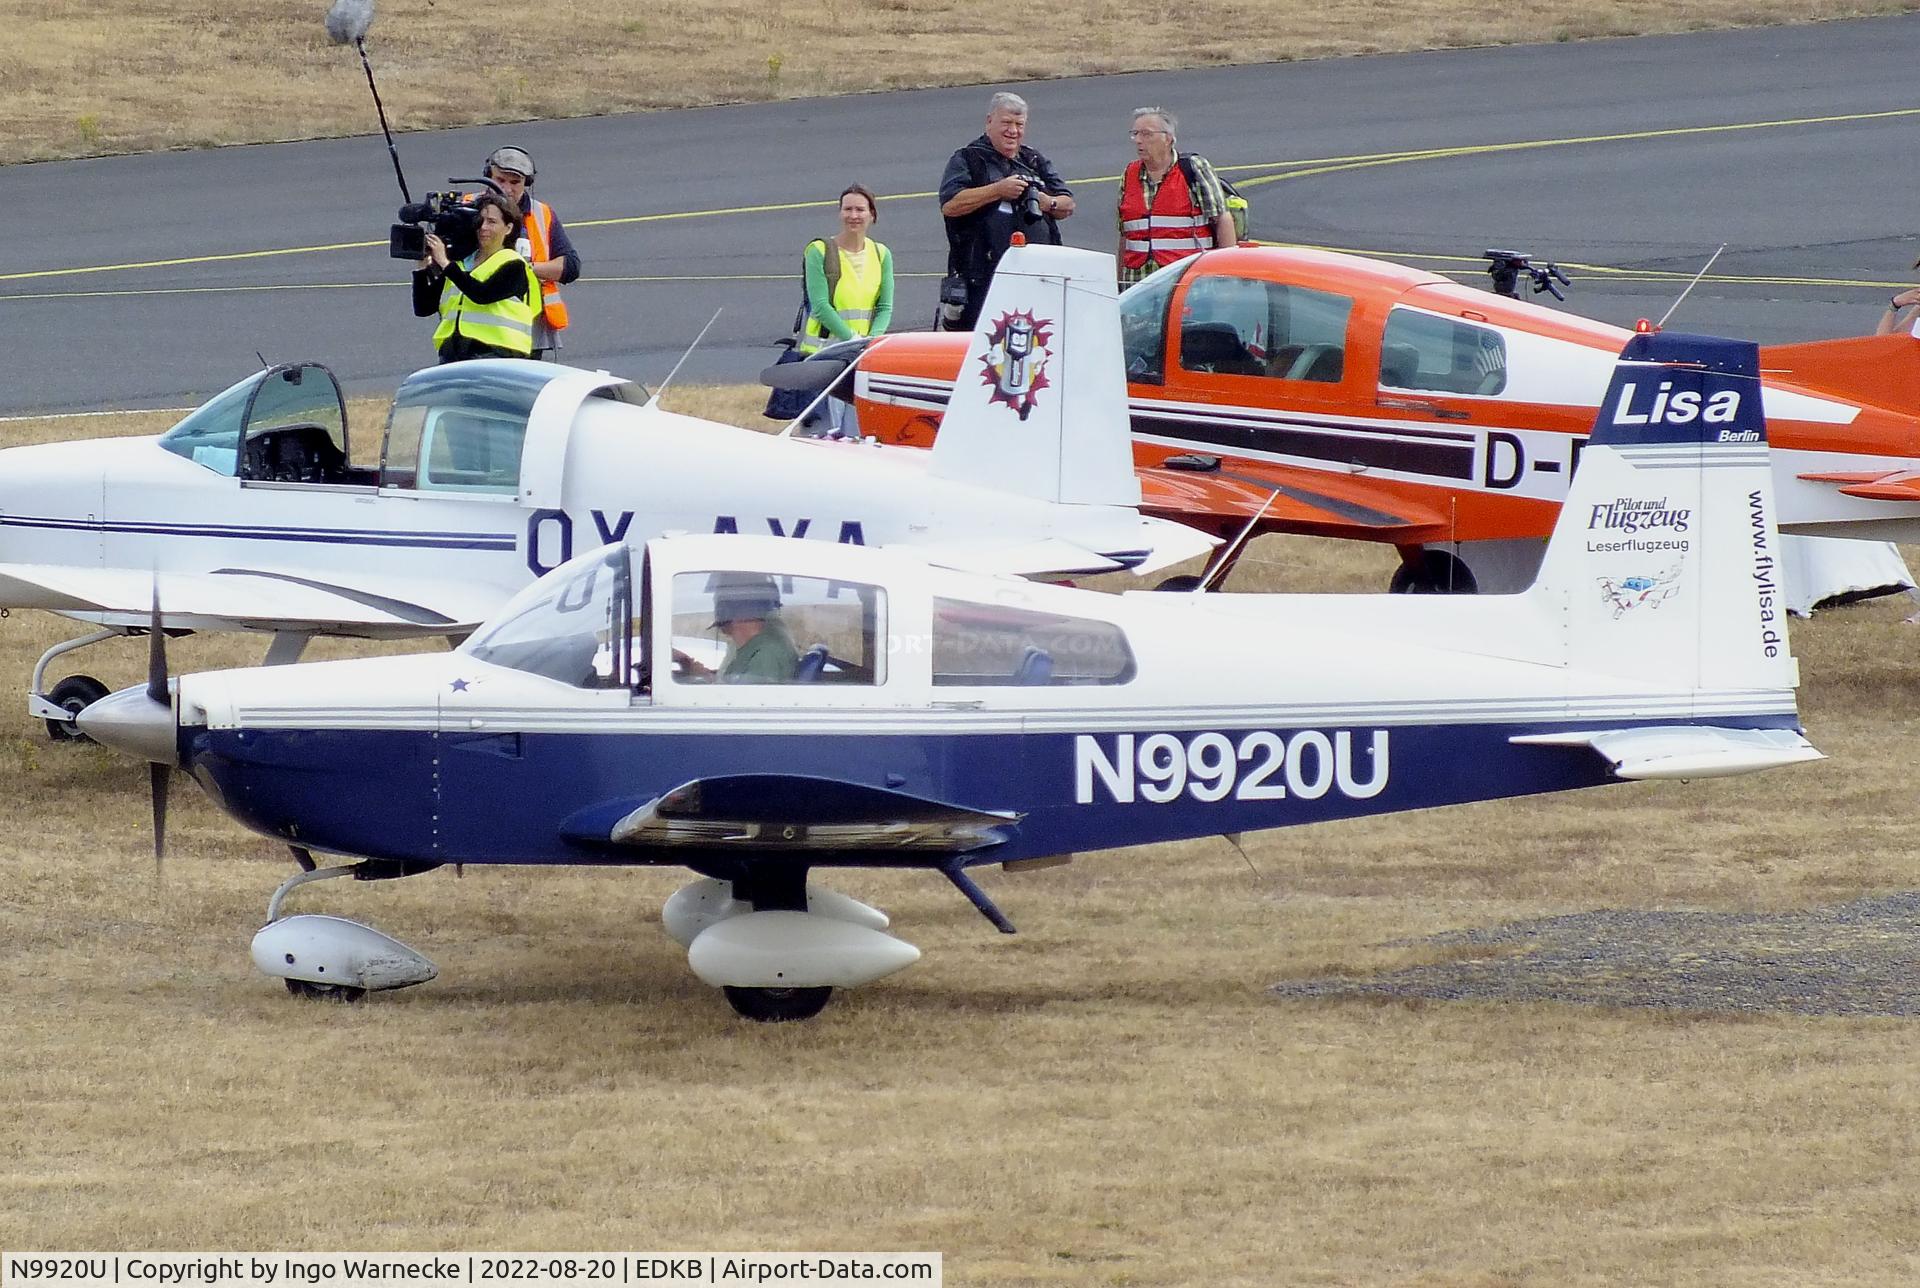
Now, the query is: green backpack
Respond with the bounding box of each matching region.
[1178,156,1250,243]
[791,238,844,337]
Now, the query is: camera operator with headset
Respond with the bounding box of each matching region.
[937,92,1075,331]
[477,146,581,359]
[411,192,541,363]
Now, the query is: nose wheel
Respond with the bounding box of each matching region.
[44,674,111,741]
[284,978,368,1004]
[722,984,834,1023]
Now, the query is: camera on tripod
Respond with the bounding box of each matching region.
[389,178,502,261]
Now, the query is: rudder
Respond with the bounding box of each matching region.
[1529,332,1796,693]
[926,244,1140,508]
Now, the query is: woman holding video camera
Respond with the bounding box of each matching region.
[411,193,540,363]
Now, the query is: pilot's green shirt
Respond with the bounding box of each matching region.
[721,624,800,683]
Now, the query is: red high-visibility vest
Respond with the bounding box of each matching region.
[1118,160,1214,270]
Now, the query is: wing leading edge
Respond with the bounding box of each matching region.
[0,563,496,634]
[1138,461,1452,543]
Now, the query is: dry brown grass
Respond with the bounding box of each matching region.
[3,392,1919,1281]
[5,1,1918,162]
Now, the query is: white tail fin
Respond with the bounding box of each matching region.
[1530,331,1797,692]
[927,243,1141,508]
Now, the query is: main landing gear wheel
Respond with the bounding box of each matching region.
[283,978,368,1003]
[723,985,834,1023]
[44,674,110,741]
[1153,574,1205,592]
[1389,550,1479,595]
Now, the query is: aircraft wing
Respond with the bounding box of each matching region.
[1510,726,1823,780]
[1138,460,1453,543]
[0,562,498,634]
[1796,468,1920,503]
[560,774,1022,855]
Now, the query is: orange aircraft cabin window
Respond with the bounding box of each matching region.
[1176,275,1351,383]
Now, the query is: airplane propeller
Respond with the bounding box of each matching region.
[147,584,171,866]
[76,585,180,866]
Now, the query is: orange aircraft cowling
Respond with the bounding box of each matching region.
[853,246,1920,591]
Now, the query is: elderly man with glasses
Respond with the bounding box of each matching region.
[1116,107,1236,288]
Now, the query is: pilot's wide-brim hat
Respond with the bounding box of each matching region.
[708,575,781,627]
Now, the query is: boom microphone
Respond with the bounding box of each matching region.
[324,0,375,45]
[321,0,411,204]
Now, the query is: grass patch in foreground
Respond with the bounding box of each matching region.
[5,1,1917,162]
[1,392,1917,1279]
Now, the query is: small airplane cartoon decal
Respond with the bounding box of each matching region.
[1598,565,1682,618]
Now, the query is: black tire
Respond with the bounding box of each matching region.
[1388,550,1479,595]
[283,978,368,1004]
[1154,574,1206,593]
[44,674,110,742]
[722,985,833,1023]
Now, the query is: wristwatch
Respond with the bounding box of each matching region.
[1895,296,1906,309]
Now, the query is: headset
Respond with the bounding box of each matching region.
[483,145,536,187]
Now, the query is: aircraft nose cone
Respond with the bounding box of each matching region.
[76,685,178,765]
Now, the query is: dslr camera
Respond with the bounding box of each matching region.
[389,177,502,261]
[1014,182,1047,222]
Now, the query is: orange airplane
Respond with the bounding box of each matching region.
[852,246,1920,591]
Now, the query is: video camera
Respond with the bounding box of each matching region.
[1484,249,1570,302]
[388,177,503,261]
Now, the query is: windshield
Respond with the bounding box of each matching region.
[157,370,268,475]
[464,543,636,688]
[1117,258,1193,383]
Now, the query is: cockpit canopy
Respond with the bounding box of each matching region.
[158,362,352,483]
[159,359,652,497]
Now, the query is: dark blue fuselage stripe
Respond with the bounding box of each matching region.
[186,715,1802,870]
[0,515,515,551]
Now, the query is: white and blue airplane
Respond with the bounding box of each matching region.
[0,245,1211,737]
[80,329,1823,1020]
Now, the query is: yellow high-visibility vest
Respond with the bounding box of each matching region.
[434,248,538,356]
[798,239,890,354]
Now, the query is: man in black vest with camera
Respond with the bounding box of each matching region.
[937,92,1076,331]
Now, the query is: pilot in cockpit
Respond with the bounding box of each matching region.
[674,576,800,684]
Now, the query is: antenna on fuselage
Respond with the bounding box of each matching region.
[1195,488,1280,592]
[650,309,722,407]
[1655,243,1728,331]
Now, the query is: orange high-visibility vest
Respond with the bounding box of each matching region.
[1118,160,1214,270]
[522,199,570,331]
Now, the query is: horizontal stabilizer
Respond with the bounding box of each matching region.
[1760,333,1920,416]
[1510,726,1823,780]
[1797,468,1920,503]
[565,775,1022,853]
